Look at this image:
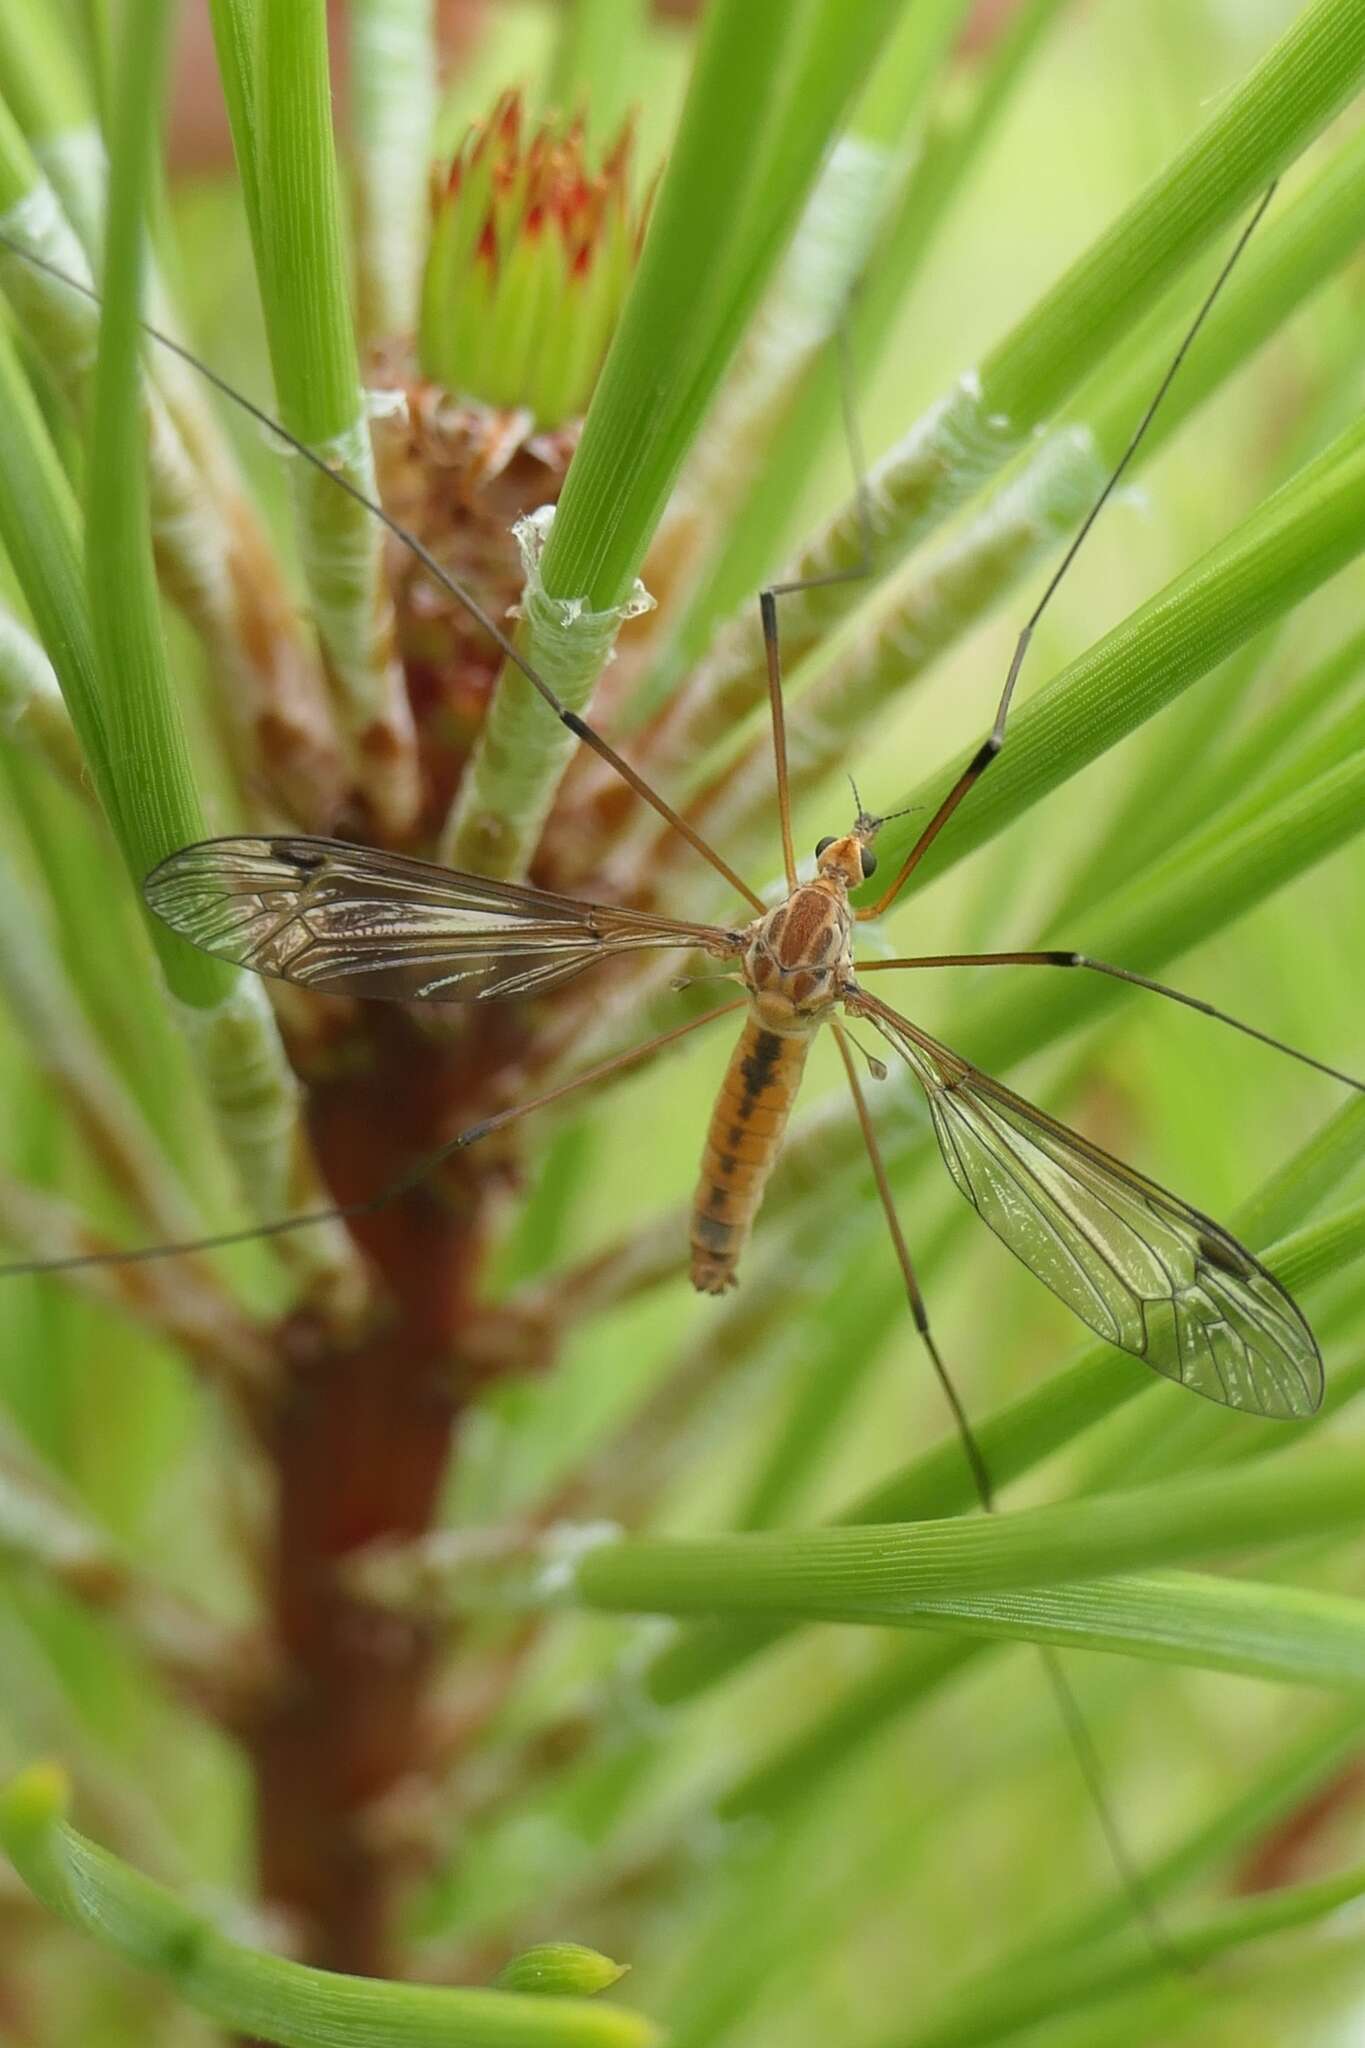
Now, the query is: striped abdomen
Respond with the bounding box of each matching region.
[690,1017,812,1294]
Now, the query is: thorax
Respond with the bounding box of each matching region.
[741,880,852,1036]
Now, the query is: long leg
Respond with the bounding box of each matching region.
[760,589,800,891]
[832,1022,991,1504]
[760,321,877,891]
[0,236,766,920]
[856,953,1363,1092]
[832,1020,1178,1962]
[858,184,1277,924]
[0,998,744,1281]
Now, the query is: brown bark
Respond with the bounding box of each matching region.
[229,358,592,1971]
[248,1002,524,1972]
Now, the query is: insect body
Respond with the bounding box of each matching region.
[690,826,869,1293]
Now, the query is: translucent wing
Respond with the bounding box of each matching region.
[145,836,741,1003]
[850,989,1321,1419]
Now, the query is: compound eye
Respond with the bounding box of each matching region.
[814,836,836,858]
[859,847,878,879]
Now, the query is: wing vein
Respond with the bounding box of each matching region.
[145,835,741,1004]
[846,985,1322,1419]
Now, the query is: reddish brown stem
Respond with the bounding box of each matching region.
[249,1003,519,1972]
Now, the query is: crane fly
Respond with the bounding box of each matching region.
[145,800,1329,1426]
[5,179,1357,1446]
[1,166,1360,1966]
